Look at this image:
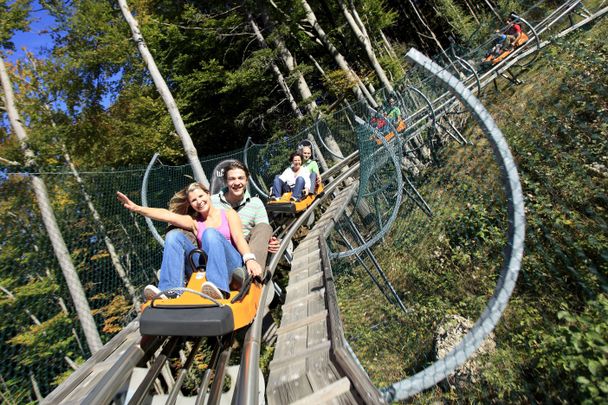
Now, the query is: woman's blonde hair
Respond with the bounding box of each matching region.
[168,182,209,216]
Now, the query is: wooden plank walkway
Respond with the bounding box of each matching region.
[267,183,384,404]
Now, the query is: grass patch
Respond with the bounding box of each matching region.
[335,12,608,402]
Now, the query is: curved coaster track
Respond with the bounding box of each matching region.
[40,2,606,404]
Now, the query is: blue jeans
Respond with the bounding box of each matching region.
[272,175,306,200]
[159,228,242,294]
[309,173,317,192]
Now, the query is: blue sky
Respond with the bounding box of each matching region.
[7,1,118,109]
[8,1,55,63]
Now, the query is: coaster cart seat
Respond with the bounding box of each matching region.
[208,158,248,195]
[482,32,529,66]
[267,140,325,215]
[140,248,262,337]
[266,181,324,215]
[370,115,407,145]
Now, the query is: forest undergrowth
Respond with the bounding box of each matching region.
[336,15,608,404]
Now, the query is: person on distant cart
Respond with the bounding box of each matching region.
[486,31,513,59]
[299,144,321,189]
[386,97,402,124]
[370,111,388,130]
[270,151,311,203]
[506,15,523,47]
[117,182,262,300]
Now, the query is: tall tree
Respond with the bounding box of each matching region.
[35,0,182,167]
[0,55,103,354]
[17,54,141,310]
[337,0,394,93]
[259,8,319,116]
[118,0,209,185]
[277,0,378,106]
[406,0,447,52]
[248,15,304,118]
[0,0,30,51]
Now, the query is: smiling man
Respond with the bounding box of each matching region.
[211,160,278,270]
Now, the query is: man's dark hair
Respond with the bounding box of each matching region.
[223,160,250,182]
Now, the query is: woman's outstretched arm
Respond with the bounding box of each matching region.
[116,191,195,231]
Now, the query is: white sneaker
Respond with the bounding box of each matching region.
[229,266,247,291]
[143,285,166,301]
[201,281,224,300]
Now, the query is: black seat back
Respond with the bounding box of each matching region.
[297,139,315,159]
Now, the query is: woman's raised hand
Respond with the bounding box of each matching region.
[116,191,139,213]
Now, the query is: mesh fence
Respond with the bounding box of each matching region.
[324,2,607,403]
[327,46,525,401]
[0,167,159,401]
[1,0,605,402]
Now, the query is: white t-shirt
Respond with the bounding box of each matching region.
[279,166,311,193]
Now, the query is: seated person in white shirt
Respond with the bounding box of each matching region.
[270,151,311,202]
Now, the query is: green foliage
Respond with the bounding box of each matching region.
[444,201,505,249]
[61,86,183,166]
[336,7,608,403]
[462,17,607,402]
[537,295,608,403]
[323,69,358,99]
[0,0,606,402]
[0,175,88,397]
[496,0,526,19]
[0,0,31,51]
[48,0,134,113]
[9,312,76,367]
[433,0,476,40]
[360,0,398,31]
[0,374,35,404]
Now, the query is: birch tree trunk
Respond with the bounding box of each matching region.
[462,0,481,25]
[483,0,503,22]
[407,0,447,53]
[273,36,318,115]
[26,66,137,314]
[25,55,141,311]
[338,0,394,93]
[270,36,335,168]
[380,30,399,61]
[394,3,428,49]
[0,56,103,354]
[118,0,208,186]
[254,12,341,167]
[299,0,378,107]
[308,54,328,79]
[248,16,304,118]
[62,146,141,310]
[0,286,82,370]
[257,10,317,114]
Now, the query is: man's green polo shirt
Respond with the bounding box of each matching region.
[211,189,269,239]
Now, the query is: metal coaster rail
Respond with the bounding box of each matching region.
[41,2,606,403]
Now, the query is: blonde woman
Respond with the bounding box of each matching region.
[117,182,262,300]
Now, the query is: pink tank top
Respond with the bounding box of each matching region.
[196,209,232,247]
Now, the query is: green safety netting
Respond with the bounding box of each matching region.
[322,3,606,402]
[1,0,604,402]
